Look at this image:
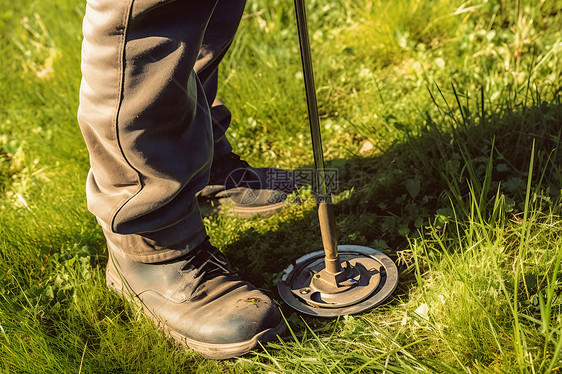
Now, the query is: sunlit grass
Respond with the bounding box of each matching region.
[0,0,561,372]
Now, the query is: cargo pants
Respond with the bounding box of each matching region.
[77,0,245,262]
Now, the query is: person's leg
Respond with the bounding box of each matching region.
[193,0,303,217]
[77,0,283,359]
[195,0,246,160]
[78,0,216,263]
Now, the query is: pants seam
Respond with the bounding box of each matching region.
[110,0,144,233]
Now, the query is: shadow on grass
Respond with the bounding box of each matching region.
[223,91,562,324]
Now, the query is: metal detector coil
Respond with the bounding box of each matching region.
[277,0,399,317]
[278,246,399,317]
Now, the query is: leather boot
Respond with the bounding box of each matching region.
[198,152,302,218]
[106,237,285,360]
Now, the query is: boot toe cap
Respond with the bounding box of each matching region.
[175,292,282,345]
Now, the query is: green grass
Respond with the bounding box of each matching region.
[1,0,561,372]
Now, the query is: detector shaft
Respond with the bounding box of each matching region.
[294,0,341,273]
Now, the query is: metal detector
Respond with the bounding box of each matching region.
[277,0,399,317]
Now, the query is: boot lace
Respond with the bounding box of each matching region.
[180,241,235,284]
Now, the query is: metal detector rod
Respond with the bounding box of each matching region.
[294,0,342,275]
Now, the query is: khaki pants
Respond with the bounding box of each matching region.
[78,0,245,263]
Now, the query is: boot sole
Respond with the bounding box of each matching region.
[198,197,286,218]
[221,200,286,218]
[198,185,288,218]
[106,257,286,360]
